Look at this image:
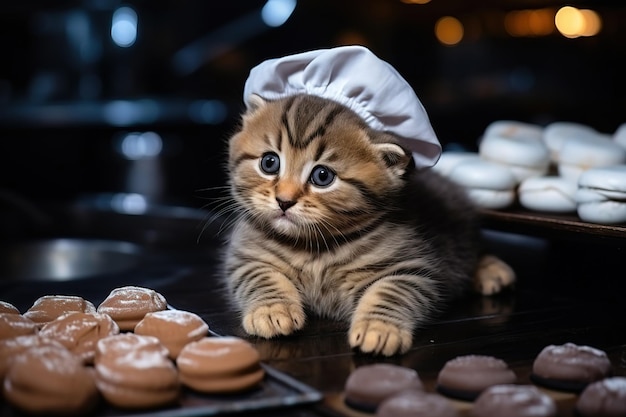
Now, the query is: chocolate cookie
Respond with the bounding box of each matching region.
[177,336,264,394]
[471,384,557,417]
[134,309,209,359]
[39,311,120,364]
[0,313,38,340]
[576,377,626,417]
[376,390,459,417]
[23,295,96,328]
[97,286,168,331]
[95,336,179,409]
[3,344,99,416]
[530,342,612,392]
[344,363,424,412]
[436,355,517,401]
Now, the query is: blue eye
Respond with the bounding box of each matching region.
[310,165,335,187]
[260,152,280,174]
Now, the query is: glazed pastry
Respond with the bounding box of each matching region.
[95,335,179,409]
[0,313,38,340]
[542,121,597,164]
[0,334,64,379]
[576,376,626,417]
[23,295,96,327]
[432,151,481,177]
[557,134,626,182]
[344,363,424,412]
[436,355,517,401]
[177,336,264,394]
[576,165,626,224]
[39,311,120,364]
[3,344,99,415]
[376,390,459,417]
[448,159,517,209]
[518,176,578,213]
[531,342,612,392]
[97,286,168,331]
[134,309,209,359]
[95,332,164,362]
[471,384,557,417]
[0,301,20,314]
[479,121,550,182]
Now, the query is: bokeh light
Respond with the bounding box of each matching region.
[435,16,464,46]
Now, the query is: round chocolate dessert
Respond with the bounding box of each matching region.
[530,342,612,392]
[344,363,424,412]
[436,355,517,401]
[471,384,557,417]
[177,336,265,394]
[376,390,459,417]
[3,344,100,416]
[576,377,626,417]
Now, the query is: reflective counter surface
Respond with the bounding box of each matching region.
[1,197,625,416]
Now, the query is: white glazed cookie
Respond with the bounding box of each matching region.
[479,121,550,181]
[448,159,517,209]
[432,151,481,177]
[576,164,626,224]
[518,176,578,213]
[558,134,626,182]
[614,122,626,150]
[542,121,598,164]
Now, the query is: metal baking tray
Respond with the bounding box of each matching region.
[1,364,323,417]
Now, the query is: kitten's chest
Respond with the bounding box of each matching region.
[290,254,358,319]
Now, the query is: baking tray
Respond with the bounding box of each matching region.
[1,363,323,417]
[320,346,626,417]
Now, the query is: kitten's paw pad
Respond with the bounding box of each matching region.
[474,254,516,295]
[242,303,305,338]
[349,319,412,356]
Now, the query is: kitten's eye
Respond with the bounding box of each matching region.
[260,152,280,174]
[310,165,335,187]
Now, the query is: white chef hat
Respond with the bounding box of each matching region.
[243,45,441,168]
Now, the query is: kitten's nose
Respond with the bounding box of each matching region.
[276,198,296,212]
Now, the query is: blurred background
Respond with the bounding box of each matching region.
[0,0,624,210]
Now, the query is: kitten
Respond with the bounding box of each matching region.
[220,93,515,356]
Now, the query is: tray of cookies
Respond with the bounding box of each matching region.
[435,119,626,241]
[0,287,323,417]
[321,342,626,417]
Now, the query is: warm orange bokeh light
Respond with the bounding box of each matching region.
[435,16,464,46]
[555,6,602,38]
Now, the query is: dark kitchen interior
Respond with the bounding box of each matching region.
[1,1,626,416]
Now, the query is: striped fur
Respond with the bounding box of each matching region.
[222,94,483,356]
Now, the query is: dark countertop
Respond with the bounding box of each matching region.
[1,200,625,416]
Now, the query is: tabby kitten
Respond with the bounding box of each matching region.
[222,93,515,356]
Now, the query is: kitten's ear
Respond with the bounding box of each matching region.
[246,94,268,112]
[372,142,413,177]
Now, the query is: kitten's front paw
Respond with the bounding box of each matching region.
[242,303,306,338]
[349,319,412,356]
[474,254,517,295]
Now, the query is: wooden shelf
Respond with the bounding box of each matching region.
[480,207,626,242]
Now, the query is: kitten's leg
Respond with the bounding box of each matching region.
[349,276,432,356]
[473,254,516,295]
[234,268,306,339]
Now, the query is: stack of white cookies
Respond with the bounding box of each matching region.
[434,120,626,225]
